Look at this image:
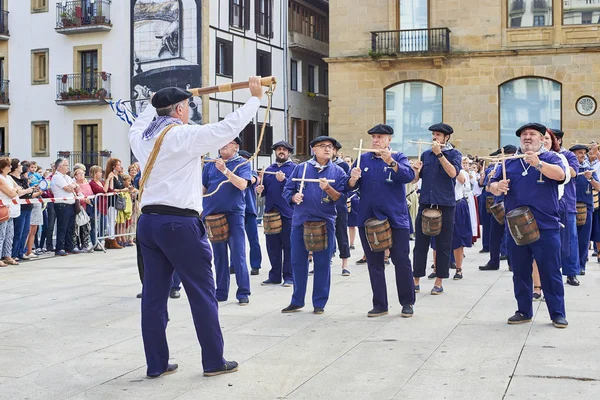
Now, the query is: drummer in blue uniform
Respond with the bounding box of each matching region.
[348,124,417,317]
[257,140,296,286]
[478,162,493,254]
[332,142,352,276]
[411,123,463,295]
[237,150,262,276]
[281,136,348,314]
[203,137,253,306]
[130,79,263,377]
[569,143,600,280]
[489,122,568,328]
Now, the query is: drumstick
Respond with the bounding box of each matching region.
[356,139,363,170]
[501,148,508,195]
[292,178,336,183]
[259,170,280,175]
[352,147,399,154]
[298,163,308,195]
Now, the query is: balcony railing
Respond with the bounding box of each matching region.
[532,0,549,11]
[56,72,112,106]
[0,80,9,108]
[57,151,112,174]
[510,0,525,13]
[371,28,451,55]
[56,0,112,34]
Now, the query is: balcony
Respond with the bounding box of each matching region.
[289,31,329,57]
[0,80,9,109]
[57,150,112,173]
[55,72,112,106]
[0,10,9,40]
[532,0,549,11]
[55,0,112,35]
[509,0,525,14]
[371,28,451,56]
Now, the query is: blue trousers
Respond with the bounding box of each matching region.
[245,213,262,269]
[413,204,456,279]
[560,209,579,277]
[12,208,32,258]
[508,229,565,320]
[576,205,593,273]
[54,203,75,253]
[334,209,351,259]
[138,214,225,375]
[45,202,56,251]
[360,227,414,311]
[290,222,335,309]
[172,271,181,290]
[488,216,504,268]
[212,213,251,301]
[265,216,292,283]
[479,195,492,251]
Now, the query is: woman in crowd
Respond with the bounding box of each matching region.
[73,167,94,252]
[103,158,126,249]
[10,160,41,261]
[0,157,19,266]
[89,165,111,251]
[24,161,44,258]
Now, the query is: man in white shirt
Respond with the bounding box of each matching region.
[51,158,79,256]
[129,77,263,378]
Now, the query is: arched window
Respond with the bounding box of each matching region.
[499,77,561,146]
[385,81,442,157]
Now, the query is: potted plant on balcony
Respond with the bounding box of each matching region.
[306,91,317,99]
[94,10,106,25]
[99,149,112,157]
[78,89,91,99]
[59,91,69,100]
[67,87,77,100]
[58,151,71,158]
[95,88,108,99]
[101,71,108,81]
[60,11,74,27]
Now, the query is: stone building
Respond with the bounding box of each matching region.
[327,0,600,158]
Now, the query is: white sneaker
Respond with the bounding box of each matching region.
[21,254,31,260]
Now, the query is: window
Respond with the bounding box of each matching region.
[289,1,329,42]
[321,69,328,96]
[230,0,250,30]
[256,50,272,77]
[31,0,48,13]
[216,39,233,77]
[255,0,273,37]
[290,60,298,91]
[81,50,99,92]
[385,81,443,157]
[31,49,49,84]
[508,0,552,27]
[32,121,49,157]
[258,124,273,156]
[81,124,99,170]
[499,77,561,147]
[240,122,256,151]
[564,1,600,25]
[0,127,6,155]
[308,120,319,143]
[307,65,315,93]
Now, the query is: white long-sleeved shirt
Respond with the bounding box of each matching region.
[129,96,261,213]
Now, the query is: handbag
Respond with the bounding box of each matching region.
[115,193,126,211]
[76,208,90,227]
[0,205,8,223]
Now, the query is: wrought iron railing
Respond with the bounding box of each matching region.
[56,151,112,173]
[532,0,549,11]
[0,10,9,36]
[56,72,111,101]
[510,0,525,13]
[371,28,451,55]
[56,0,111,29]
[0,80,9,105]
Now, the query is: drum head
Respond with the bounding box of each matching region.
[423,208,442,217]
[506,206,529,218]
[38,180,48,191]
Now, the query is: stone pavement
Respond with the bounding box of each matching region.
[1,235,599,400]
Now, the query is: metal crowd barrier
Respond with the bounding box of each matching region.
[92,192,138,252]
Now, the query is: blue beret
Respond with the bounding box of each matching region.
[516,122,546,137]
[569,144,589,153]
[490,144,517,156]
[271,140,294,152]
[368,124,394,135]
[428,123,454,135]
[551,128,564,139]
[238,150,252,159]
[310,136,340,148]
[151,87,193,108]
[334,141,342,150]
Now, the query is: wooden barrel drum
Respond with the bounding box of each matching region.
[506,206,540,246]
[490,202,505,225]
[422,208,442,237]
[263,211,282,235]
[365,218,393,252]
[205,214,229,243]
[303,221,328,252]
[347,198,351,213]
[485,196,494,214]
[576,202,588,227]
[593,190,599,210]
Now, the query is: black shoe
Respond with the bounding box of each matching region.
[552,316,568,329]
[532,292,542,301]
[239,298,249,306]
[367,308,388,318]
[500,254,508,261]
[355,256,367,265]
[566,276,580,286]
[579,270,586,276]
[450,262,456,270]
[282,304,303,313]
[309,269,314,274]
[313,307,325,315]
[479,264,499,271]
[203,360,239,377]
[479,249,489,253]
[427,272,436,279]
[147,363,178,379]
[507,312,532,325]
[136,292,142,299]
[453,269,463,280]
[229,266,235,274]
[349,245,355,250]
[401,304,414,318]
[384,257,390,265]
[169,289,181,299]
[593,251,598,257]
[251,268,259,276]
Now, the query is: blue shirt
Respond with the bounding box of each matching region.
[261,160,297,219]
[202,155,252,215]
[333,157,350,213]
[244,170,259,216]
[28,172,43,187]
[491,151,565,230]
[575,166,599,206]
[282,158,348,227]
[560,150,578,213]
[418,148,462,206]
[133,171,141,189]
[351,152,415,229]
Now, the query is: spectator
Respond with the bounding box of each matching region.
[10,160,40,261]
[118,174,136,247]
[88,165,110,251]
[51,158,79,256]
[42,164,57,252]
[73,168,93,252]
[25,161,44,258]
[104,158,125,249]
[0,157,19,267]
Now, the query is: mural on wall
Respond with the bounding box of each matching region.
[131,0,203,123]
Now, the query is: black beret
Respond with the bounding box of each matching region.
[551,128,564,139]
[428,123,454,135]
[334,141,342,150]
[271,140,294,152]
[151,87,193,108]
[569,144,589,153]
[238,150,252,159]
[310,136,340,148]
[368,124,394,135]
[233,137,242,145]
[490,144,518,156]
[516,122,546,137]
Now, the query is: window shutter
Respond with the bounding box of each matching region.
[255,0,260,34]
[269,0,273,38]
[244,0,250,30]
[229,0,233,26]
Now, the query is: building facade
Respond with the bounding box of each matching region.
[0,0,8,155]
[327,0,600,158]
